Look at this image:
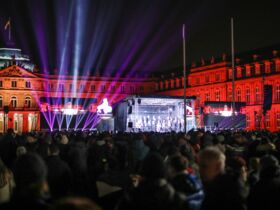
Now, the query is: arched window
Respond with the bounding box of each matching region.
[25,96,31,108]
[11,96,17,108]
[0,95,3,108]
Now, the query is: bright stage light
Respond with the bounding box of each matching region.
[97,98,112,114]
[62,108,79,115]
[219,105,233,117]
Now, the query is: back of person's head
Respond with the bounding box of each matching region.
[249,157,260,171]
[16,146,27,157]
[0,158,9,188]
[198,146,226,182]
[52,197,101,210]
[168,154,189,173]
[141,152,166,180]
[227,156,246,171]
[48,143,60,156]
[260,155,279,172]
[226,156,247,181]
[60,134,69,145]
[13,153,48,195]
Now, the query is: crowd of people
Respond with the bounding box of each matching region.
[0,128,280,210]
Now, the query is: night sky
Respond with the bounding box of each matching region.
[0,0,279,75]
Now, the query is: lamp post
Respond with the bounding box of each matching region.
[183,24,187,133]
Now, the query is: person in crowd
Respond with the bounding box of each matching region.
[226,156,248,183]
[0,129,17,169]
[52,197,101,210]
[248,155,280,210]
[16,146,27,157]
[0,153,50,210]
[168,154,204,210]
[247,157,260,187]
[0,158,14,204]
[45,143,72,200]
[118,152,188,210]
[256,136,276,156]
[198,146,248,210]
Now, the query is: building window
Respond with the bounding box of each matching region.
[0,80,3,87]
[80,84,85,92]
[215,90,220,101]
[59,84,64,91]
[265,114,270,128]
[205,92,210,101]
[255,64,261,75]
[176,79,180,88]
[111,86,115,92]
[246,88,250,103]
[265,62,271,73]
[11,96,17,108]
[121,86,125,93]
[276,113,280,128]
[69,84,73,91]
[236,89,241,102]
[139,86,144,92]
[11,81,17,88]
[130,86,135,93]
[254,112,261,129]
[276,61,280,72]
[25,96,31,108]
[246,115,250,128]
[276,84,280,102]
[196,95,200,106]
[48,83,54,91]
[205,75,209,83]
[25,81,31,88]
[155,83,159,91]
[228,89,232,101]
[0,96,2,108]
[167,80,172,89]
[255,86,261,103]
[236,68,242,78]
[101,85,106,92]
[196,77,200,85]
[170,80,174,89]
[91,85,95,92]
[228,69,232,79]
[215,73,220,81]
[163,81,167,89]
[246,65,251,77]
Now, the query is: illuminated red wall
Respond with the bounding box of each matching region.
[157,53,280,131]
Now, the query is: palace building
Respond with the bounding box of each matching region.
[0,54,155,133]
[0,45,280,133]
[156,45,280,131]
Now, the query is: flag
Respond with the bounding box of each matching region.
[4,19,10,30]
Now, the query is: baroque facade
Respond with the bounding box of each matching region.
[0,65,155,133]
[1,45,280,132]
[156,45,280,131]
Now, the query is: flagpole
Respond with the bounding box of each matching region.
[183,24,187,133]
[231,17,235,116]
[8,17,11,42]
